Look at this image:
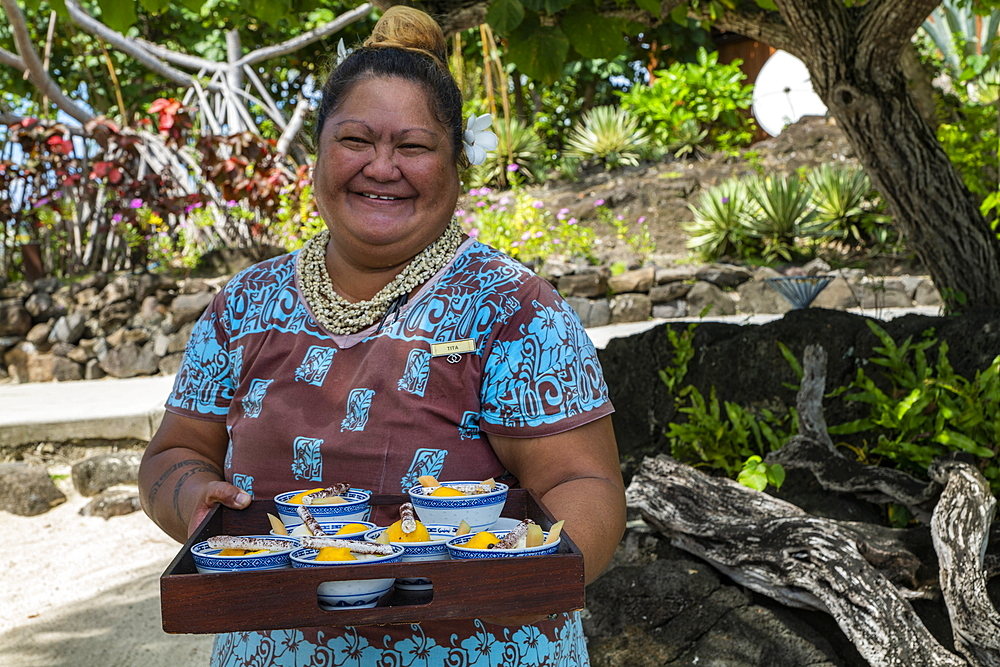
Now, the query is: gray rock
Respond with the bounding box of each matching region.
[25,291,58,320]
[66,345,91,364]
[610,293,652,324]
[167,322,196,354]
[0,302,31,336]
[752,266,783,281]
[72,452,143,496]
[26,322,54,348]
[74,287,100,309]
[802,258,832,276]
[158,352,185,375]
[652,299,688,319]
[153,332,170,357]
[564,297,610,328]
[655,266,700,285]
[685,281,737,316]
[608,267,655,295]
[98,301,137,334]
[737,281,793,315]
[0,335,21,354]
[0,462,67,516]
[557,273,609,298]
[140,295,165,324]
[810,278,859,310]
[695,263,753,288]
[107,326,149,348]
[79,487,143,518]
[76,271,108,292]
[3,341,36,383]
[135,272,162,302]
[90,337,109,361]
[23,352,83,382]
[179,278,210,295]
[97,274,137,308]
[914,279,943,307]
[50,342,74,357]
[170,291,215,327]
[85,358,106,380]
[539,259,574,280]
[649,282,691,303]
[99,341,160,378]
[49,312,87,344]
[31,277,60,294]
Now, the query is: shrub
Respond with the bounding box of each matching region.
[807,164,897,252]
[563,105,648,170]
[618,47,756,154]
[467,117,546,188]
[742,173,824,262]
[684,179,754,260]
[459,187,597,264]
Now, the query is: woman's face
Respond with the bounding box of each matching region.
[313,76,460,269]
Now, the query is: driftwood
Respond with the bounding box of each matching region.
[626,343,1000,667]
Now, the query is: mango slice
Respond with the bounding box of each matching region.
[287,488,325,504]
[464,531,500,550]
[481,477,496,490]
[417,475,439,487]
[525,524,544,548]
[429,486,465,497]
[316,546,356,562]
[268,513,288,536]
[385,519,431,542]
[544,520,565,545]
[374,531,392,545]
[456,519,472,536]
[290,523,313,537]
[217,548,267,557]
[333,523,371,536]
[309,495,346,505]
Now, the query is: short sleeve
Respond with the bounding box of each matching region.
[479,287,613,438]
[164,291,236,420]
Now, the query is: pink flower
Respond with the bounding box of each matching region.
[455,209,466,216]
[476,201,487,208]
[593,199,605,207]
[534,231,543,238]
[469,228,480,238]
[499,196,510,206]
[507,163,519,172]
[638,216,647,224]
[129,198,143,209]
[568,217,578,225]
[112,213,123,223]
[464,215,475,224]
[532,201,543,209]
[226,200,237,208]
[616,214,624,221]
[184,202,203,213]
[480,187,492,195]
[520,232,531,241]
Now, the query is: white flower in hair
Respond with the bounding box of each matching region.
[463,113,498,166]
[336,38,349,66]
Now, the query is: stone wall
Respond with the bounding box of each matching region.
[0,258,944,384]
[0,272,224,383]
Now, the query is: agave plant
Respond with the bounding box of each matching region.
[808,164,897,252]
[564,105,648,170]
[669,119,709,159]
[684,178,754,261]
[741,174,822,262]
[467,117,546,188]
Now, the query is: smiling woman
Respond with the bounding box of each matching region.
[138,7,625,667]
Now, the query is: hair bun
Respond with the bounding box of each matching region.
[364,6,448,68]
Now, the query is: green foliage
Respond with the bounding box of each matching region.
[459,186,597,264]
[618,47,756,154]
[738,455,786,492]
[659,323,796,481]
[686,165,895,263]
[937,103,999,199]
[506,12,570,85]
[828,320,1000,492]
[564,105,648,170]
[593,202,655,260]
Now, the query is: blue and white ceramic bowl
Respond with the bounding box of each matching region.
[290,545,405,610]
[364,524,457,590]
[407,481,508,533]
[446,530,560,560]
[272,520,377,541]
[191,535,298,574]
[273,488,371,529]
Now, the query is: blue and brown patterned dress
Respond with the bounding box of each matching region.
[165,238,614,667]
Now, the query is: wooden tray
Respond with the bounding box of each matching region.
[160,489,585,633]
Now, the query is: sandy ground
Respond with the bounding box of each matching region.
[0,481,214,667]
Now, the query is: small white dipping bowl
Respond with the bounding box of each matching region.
[273,488,371,528]
[271,520,377,541]
[364,524,457,590]
[290,545,405,609]
[446,529,560,560]
[191,535,298,574]
[407,481,508,532]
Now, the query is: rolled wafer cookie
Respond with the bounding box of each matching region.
[302,483,351,505]
[400,502,417,534]
[296,505,328,535]
[496,519,534,549]
[207,536,294,551]
[300,536,395,555]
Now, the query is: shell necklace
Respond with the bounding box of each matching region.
[297,219,463,335]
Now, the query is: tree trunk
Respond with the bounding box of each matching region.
[773,0,1000,309]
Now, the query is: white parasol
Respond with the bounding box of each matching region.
[751,50,829,137]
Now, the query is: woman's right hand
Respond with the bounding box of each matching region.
[186,480,252,537]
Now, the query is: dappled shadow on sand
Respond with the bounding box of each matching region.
[0,562,213,667]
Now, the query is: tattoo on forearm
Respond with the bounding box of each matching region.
[147,459,224,524]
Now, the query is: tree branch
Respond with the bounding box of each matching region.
[133,38,223,72]
[63,0,224,93]
[0,44,25,71]
[1,0,93,124]
[235,3,373,68]
[276,95,311,156]
[859,0,944,64]
[692,3,798,56]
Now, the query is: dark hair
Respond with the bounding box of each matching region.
[314,8,464,164]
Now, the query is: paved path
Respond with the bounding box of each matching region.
[0,306,941,448]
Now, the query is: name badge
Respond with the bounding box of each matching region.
[430,339,476,357]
